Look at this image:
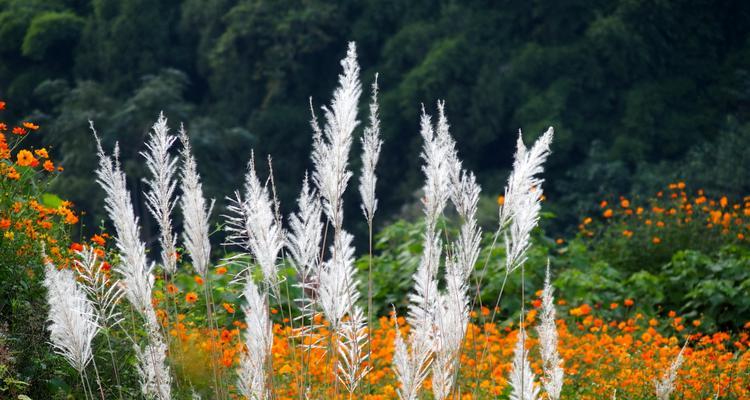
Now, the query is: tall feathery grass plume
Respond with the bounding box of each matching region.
[655,340,688,400]
[42,256,99,378]
[359,73,382,224]
[433,106,481,400]
[92,123,172,399]
[237,279,272,400]
[141,113,179,275]
[179,125,213,279]
[394,103,459,400]
[509,328,540,400]
[225,152,284,289]
[500,128,553,272]
[536,262,564,400]
[287,173,323,312]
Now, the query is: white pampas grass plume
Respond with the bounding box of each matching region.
[92,124,154,316]
[501,128,553,272]
[179,125,213,278]
[359,74,382,223]
[141,113,179,274]
[509,328,541,400]
[655,341,688,400]
[337,305,371,394]
[392,313,432,400]
[93,123,172,397]
[317,230,359,331]
[287,173,323,290]
[43,257,98,373]
[74,246,124,329]
[310,41,362,231]
[225,152,284,288]
[536,262,564,400]
[135,337,172,400]
[237,279,272,400]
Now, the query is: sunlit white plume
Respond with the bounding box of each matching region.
[655,341,688,400]
[337,305,371,394]
[392,313,432,400]
[179,125,213,278]
[500,128,553,272]
[310,41,362,231]
[536,262,564,400]
[287,173,323,313]
[237,279,272,400]
[359,74,382,223]
[43,256,98,374]
[225,152,284,289]
[509,328,540,400]
[141,113,179,274]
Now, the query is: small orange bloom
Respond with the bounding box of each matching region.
[0,218,10,230]
[555,238,564,245]
[720,196,728,208]
[16,150,37,167]
[215,266,228,275]
[624,299,634,307]
[194,275,204,285]
[91,234,106,246]
[22,122,39,130]
[43,160,54,172]
[610,302,619,310]
[223,303,236,313]
[69,242,83,252]
[600,200,608,208]
[12,126,27,136]
[166,283,179,295]
[185,292,198,303]
[603,209,613,218]
[0,101,5,110]
[620,199,630,208]
[652,236,661,244]
[34,148,48,158]
[497,195,504,206]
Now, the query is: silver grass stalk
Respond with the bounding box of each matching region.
[238,279,272,400]
[225,152,284,289]
[501,128,554,272]
[179,126,213,278]
[359,74,382,223]
[536,262,564,400]
[93,124,172,398]
[310,41,362,231]
[509,328,540,400]
[337,305,371,394]
[141,113,179,274]
[74,246,125,329]
[655,341,688,400]
[287,173,323,314]
[392,312,432,400]
[43,257,98,374]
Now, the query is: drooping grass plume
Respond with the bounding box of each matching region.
[237,279,272,400]
[142,113,179,274]
[500,128,554,272]
[179,125,213,279]
[655,340,688,400]
[536,262,564,400]
[508,328,540,400]
[225,152,284,289]
[93,123,172,399]
[74,246,124,330]
[43,256,99,375]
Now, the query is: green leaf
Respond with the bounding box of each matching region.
[41,193,62,208]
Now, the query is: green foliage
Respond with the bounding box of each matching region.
[21,11,83,60]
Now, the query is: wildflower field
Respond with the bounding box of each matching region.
[1,43,749,400]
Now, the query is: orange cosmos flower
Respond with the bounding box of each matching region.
[215,266,228,275]
[223,303,236,313]
[652,236,661,244]
[0,218,10,230]
[624,298,634,307]
[69,242,83,252]
[16,150,36,167]
[497,195,504,206]
[34,148,48,158]
[91,234,106,246]
[620,199,630,208]
[12,127,26,136]
[166,283,179,295]
[0,101,5,110]
[185,292,198,303]
[603,209,613,218]
[22,122,39,130]
[43,160,54,172]
[194,275,204,285]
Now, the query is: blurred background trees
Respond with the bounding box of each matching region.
[1,0,749,243]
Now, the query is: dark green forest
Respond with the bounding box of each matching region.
[2,0,750,243]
